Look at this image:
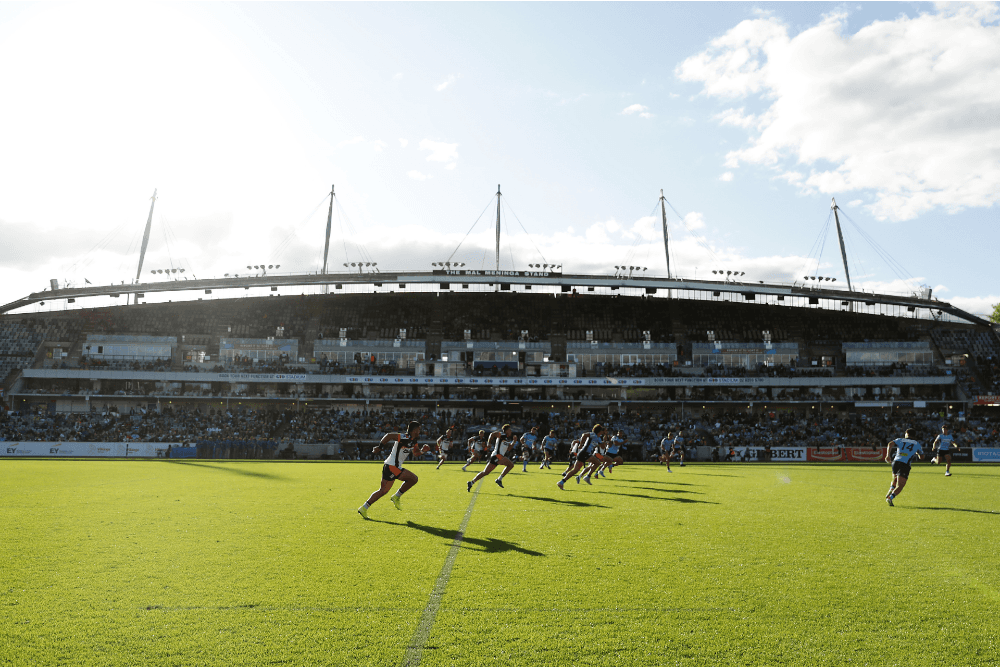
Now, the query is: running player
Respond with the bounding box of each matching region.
[519,426,539,472]
[930,424,959,476]
[563,436,582,475]
[580,431,611,482]
[461,430,487,471]
[539,430,558,469]
[601,429,626,473]
[671,430,686,467]
[467,424,517,490]
[658,432,673,471]
[558,425,605,489]
[358,421,430,518]
[884,428,924,506]
[436,427,455,469]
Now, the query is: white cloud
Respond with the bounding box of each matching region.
[622,103,653,118]
[399,139,408,148]
[372,140,387,152]
[719,172,734,182]
[682,212,707,230]
[677,5,1000,221]
[337,136,366,147]
[435,74,458,92]
[949,294,1000,318]
[407,171,432,181]
[419,139,459,169]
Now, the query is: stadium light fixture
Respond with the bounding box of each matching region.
[247,266,252,270]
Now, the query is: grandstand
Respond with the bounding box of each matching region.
[3,285,999,457]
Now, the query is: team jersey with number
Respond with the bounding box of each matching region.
[384,436,419,468]
[933,434,955,451]
[580,433,599,456]
[891,438,923,464]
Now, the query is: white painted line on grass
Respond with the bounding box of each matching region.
[402,478,484,666]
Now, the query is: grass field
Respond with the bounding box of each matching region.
[1,459,998,666]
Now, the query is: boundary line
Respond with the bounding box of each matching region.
[402,478,484,666]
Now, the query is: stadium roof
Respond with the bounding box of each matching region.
[1,269,988,326]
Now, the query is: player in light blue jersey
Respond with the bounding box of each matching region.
[519,427,539,472]
[539,430,557,469]
[884,429,923,506]
[930,424,959,476]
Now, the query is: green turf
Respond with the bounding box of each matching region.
[1,460,997,666]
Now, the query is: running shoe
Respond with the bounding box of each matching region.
[358,505,369,519]
[391,495,402,511]
[576,475,581,484]
[467,480,473,492]
[886,496,894,506]
[495,477,504,489]
[557,480,565,490]
[584,476,592,485]
[945,471,952,476]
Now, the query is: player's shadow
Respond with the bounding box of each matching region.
[400,521,546,556]
[612,478,700,487]
[619,485,703,495]
[506,494,610,508]
[164,460,285,480]
[907,506,997,516]
[600,491,717,505]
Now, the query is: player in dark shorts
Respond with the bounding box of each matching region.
[358,421,430,518]
[884,429,924,506]
[462,430,487,471]
[539,430,558,469]
[467,424,517,490]
[436,427,455,469]
[558,425,605,489]
[930,424,959,477]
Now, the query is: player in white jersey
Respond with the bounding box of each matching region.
[467,424,517,490]
[930,424,959,476]
[578,433,611,483]
[658,432,674,472]
[558,425,605,489]
[539,430,558,469]
[436,427,455,469]
[519,426,539,472]
[358,421,430,518]
[562,437,582,475]
[461,430,487,471]
[884,429,924,506]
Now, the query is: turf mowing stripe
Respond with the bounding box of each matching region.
[402,477,484,666]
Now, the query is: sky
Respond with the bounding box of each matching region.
[0,2,998,316]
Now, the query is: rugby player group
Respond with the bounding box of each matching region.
[356,421,960,518]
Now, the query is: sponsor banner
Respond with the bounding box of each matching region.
[807,447,844,462]
[1,441,182,457]
[973,448,1000,462]
[974,395,1000,406]
[740,447,807,462]
[218,373,307,381]
[855,401,893,408]
[846,447,888,462]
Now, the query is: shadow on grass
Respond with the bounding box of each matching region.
[610,478,700,487]
[164,460,285,480]
[506,494,610,508]
[906,506,997,516]
[620,485,703,495]
[369,519,545,556]
[599,491,717,504]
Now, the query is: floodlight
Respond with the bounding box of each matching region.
[268,265,273,269]
[179,269,185,273]
[275,265,280,269]
[247,266,252,269]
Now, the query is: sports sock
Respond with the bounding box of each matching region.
[362,502,370,509]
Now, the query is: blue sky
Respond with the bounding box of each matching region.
[0,2,997,315]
